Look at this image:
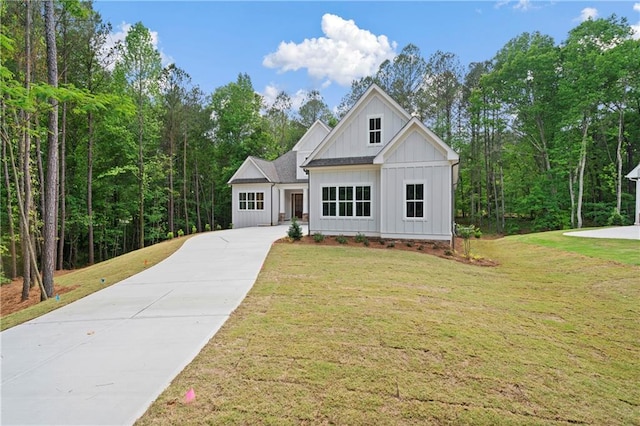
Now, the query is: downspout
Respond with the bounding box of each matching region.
[270,183,276,226]
[305,168,311,236]
[451,160,460,250]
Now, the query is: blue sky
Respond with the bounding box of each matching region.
[93,1,640,112]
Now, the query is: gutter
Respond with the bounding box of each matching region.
[270,183,276,226]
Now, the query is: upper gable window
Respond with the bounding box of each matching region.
[368,115,382,144]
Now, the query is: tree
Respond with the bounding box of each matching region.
[297,90,333,128]
[116,22,162,248]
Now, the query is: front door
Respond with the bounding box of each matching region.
[292,193,303,219]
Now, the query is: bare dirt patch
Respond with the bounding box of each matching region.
[278,235,498,267]
[1,271,78,317]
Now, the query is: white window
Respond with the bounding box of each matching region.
[405,183,424,219]
[239,192,264,210]
[322,185,371,217]
[368,116,382,144]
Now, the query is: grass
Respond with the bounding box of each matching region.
[508,229,640,266]
[136,234,639,425]
[0,235,193,331]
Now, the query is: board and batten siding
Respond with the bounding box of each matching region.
[380,165,452,239]
[231,183,276,228]
[317,96,407,159]
[309,167,380,235]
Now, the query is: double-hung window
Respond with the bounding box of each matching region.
[405,183,424,218]
[322,187,337,216]
[322,185,371,217]
[239,191,264,210]
[368,116,382,144]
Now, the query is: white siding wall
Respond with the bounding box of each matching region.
[380,165,452,240]
[318,96,407,159]
[231,183,275,228]
[296,151,311,180]
[385,130,447,163]
[240,161,267,179]
[309,167,380,236]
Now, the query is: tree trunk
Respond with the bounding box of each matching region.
[615,107,623,214]
[57,101,67,270]
[2,137,18,279]
[195,162,202,232]
[576,118,589,229]
[42,0,59,299]
[183,131,189,233]
[168,133,174,235]
[138,100,145,249]
[87,111,95,264]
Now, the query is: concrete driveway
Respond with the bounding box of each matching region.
[1,225,293,426]
[563,225,640,240]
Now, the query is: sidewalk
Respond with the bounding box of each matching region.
[1,226,291,425]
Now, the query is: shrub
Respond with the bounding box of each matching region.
[166,231,174,240]
[456,224,478,258]
[228,223,234,229]
[177,229,185,237]
[336,235,348,244]
[205,223,211,232]
[313,232,325,243]
[608,211,629,226]
[417,245,424,251]
[191,225,197,234]
[363,239,370,247]
[386,241,395,248]
[406,241,414,248]
[379,239,385,245]
[474,229,483,239]
[354,233,366,243]
[215,224,222,231]
[287,217,303,241]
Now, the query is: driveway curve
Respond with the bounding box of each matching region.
[1,225,292,426]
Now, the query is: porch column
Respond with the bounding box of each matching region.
[279,188,285,223]
[302,187,309,222]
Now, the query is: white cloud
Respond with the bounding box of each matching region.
[102,22,173,70]
[514,0,534,11]
[263,13,397,86]
[575,7,598,22]
[632,3,640,39]
[261,84,312,112]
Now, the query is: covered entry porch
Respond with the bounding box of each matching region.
[277,184,308,223]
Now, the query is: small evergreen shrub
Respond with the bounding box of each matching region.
[191,225,197,234]
[287,218,303,241]
[177,229,185,237]
[607,211,629,226]
[216,224,222,231]
[228,223,234,229]
[379,239,385,245]
[313,232,325,243]
[363,239,370,247]
[417,245,424,251]
[354,233,366,243]
[166,231,174,239]
[336,235,348,244]
[205,223,211,232]
[386,241,395,248]
[406,241,414,248]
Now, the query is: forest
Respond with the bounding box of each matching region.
[1,1,639,300]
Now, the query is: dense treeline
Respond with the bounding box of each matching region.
[1,1,638,298]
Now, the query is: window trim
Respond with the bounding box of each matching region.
[404,181,426,220]
[238,191,265,211]
[367,114,383,145]
[321,184,372,218]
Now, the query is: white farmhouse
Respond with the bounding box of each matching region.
[229,84,460,243]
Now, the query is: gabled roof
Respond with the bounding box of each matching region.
[292,120,331,152]
[302,84,411,167]
[227,151,306,185]
[374,117,459,164]
[625,163,640,180]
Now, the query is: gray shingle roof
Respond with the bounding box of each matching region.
[229,151,307,185]
[304,156,376,168]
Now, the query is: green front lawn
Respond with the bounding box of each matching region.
[137,235,640,425]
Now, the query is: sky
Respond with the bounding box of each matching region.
[93,1,640,112]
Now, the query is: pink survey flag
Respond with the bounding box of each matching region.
[184,387,195,403]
